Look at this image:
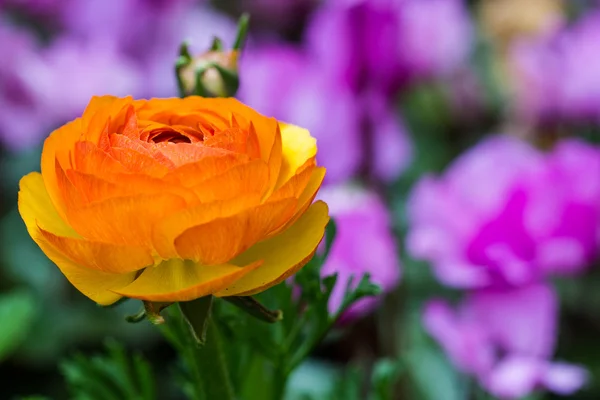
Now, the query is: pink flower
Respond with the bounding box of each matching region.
[424,284,588,399]
[407,135,600,289]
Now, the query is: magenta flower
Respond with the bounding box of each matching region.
[317,185,401,321]
[238,43,412,184]
[407,135,600,289]
[510,9,600,123]
[424,284,588,399]
[306,0,473,94]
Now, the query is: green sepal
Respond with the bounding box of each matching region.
[194,66,214,97]
[178,41,192,61]
[213,63,240,97]
[223,296,283,323]
[144,301,171,325]
[125,308,146,323]
[210,36,224,51]
[233,13,250,51]
[179,296,214,346]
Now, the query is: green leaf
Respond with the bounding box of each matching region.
[337,274,382,317]
[404,341,467,400]
[371,358,404,400]
[60,339,156,400]
[0,289,36,361]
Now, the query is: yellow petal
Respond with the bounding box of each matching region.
[275,123,317,189]
[174,198,296,264]
[18,172,135,305]
[19,172,78,237]
[39,228,154,274]
[215,201,329,297]
[112,259,263,302]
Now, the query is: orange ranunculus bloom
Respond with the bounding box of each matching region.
[18,96,328,305]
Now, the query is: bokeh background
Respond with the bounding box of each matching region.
[1,0,600,399]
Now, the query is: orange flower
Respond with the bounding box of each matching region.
[18,96,328,305]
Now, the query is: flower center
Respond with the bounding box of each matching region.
[147,128,198,144]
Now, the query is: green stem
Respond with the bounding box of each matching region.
[192,318,235,400]
[161,308,235,400]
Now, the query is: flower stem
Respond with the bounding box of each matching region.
[193,318,235,400]
[161,306,235,400]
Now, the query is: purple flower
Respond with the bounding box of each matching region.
[238,43,412,184]
[0,21,51,150]
[27,37,143,122]
[317,185,401,320]
[510,9,600,123]
[423,284,588,399]
[407,135,600,289]
[306,0,473,94]
[60,0,234,97]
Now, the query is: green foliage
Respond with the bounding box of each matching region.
[60,339,156,400]
[0,289,36,362]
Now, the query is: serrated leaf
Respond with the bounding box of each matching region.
[61,340,156,400]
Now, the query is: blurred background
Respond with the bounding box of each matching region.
[1,0,600,399]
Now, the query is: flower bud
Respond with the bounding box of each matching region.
[179,50,239,97]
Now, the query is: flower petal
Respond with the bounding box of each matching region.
[162,153,249,187]
[275,123,317,189]
[188,159,270,202]
[41,119,83,221]
[265,125,283,198]
[174,198,297,264]
[112,259,263,302]
[19,172,79,237]
[65,193,187,247]
[151,194,261,259]
[18,172,135,305]
[215,200,329,297]
[38,228,154,274]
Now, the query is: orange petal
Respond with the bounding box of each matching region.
[112,258,263,302]
[264,124,283,198]
[156,143,234,168]
[215,201,329,297]
[41,118,83,221]
[39,227,154,274]
[108,147,170,176]
[151,194,261,259]
[82,95,133,143]
[162,153,249,187]
[269,160,315,202]
[18,172,135,305]
[296,166,326,215]
[188,159,270,203]
[74,141,127,175]
[174,198,297,264]
[65,193,187,247]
